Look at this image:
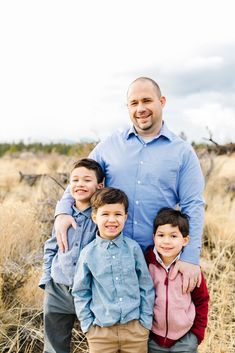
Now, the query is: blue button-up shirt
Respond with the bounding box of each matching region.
[55,123,205,264]
[39,205,96,288]
[72,233,155,333]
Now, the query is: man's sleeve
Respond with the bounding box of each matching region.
[54,185,74,217]
[72,251,94,333]
[134,245,155,330]
[178,147,205,265]
[191,271,209,344]
[38,228,58,289]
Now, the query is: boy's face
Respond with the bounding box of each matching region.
[154,224,189,265]
[92,203,127,240]
[70,167,103,208]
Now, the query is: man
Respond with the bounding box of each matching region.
[55,77,205,293]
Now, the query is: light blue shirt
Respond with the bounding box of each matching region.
[55,123,205,264]
[39,205,96,288]
[72,233,155,333]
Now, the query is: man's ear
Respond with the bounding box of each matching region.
[182,235,190,247]
[160,96,166,108]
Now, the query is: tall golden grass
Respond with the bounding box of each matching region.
[0,152,234,353]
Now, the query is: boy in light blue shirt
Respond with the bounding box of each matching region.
[72,187,155,353]
[39,158,104,353]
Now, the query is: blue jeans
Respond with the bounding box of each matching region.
[148,332,198,353]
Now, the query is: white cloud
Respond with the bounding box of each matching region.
[0,0,235,143]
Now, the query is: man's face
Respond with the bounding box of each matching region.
[127,80,166,137]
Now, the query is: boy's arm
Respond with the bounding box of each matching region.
[134,245,155,330]
[190,271,209,344]
[72,252,94,333]
[39,228,58,289]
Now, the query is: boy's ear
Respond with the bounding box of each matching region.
[91,213,97,224]
[97,181,104,189]
[182,235,190,247]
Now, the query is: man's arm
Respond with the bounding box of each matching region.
[55,185,74,217]
[54,144,104,252]
[38,228,58,289]
[54,185,77,252]
[134,245,155,330]
[171,147,205,293]
[72,252,94,333]
[178,147,205,265]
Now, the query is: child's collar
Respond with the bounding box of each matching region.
[153,247,181,272]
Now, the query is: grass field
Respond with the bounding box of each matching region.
[0,151,234,352]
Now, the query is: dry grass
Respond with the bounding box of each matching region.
[0,153,234,353]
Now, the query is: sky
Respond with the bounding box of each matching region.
[1,0,235,144]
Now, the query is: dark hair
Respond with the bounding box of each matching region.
[153,207,189,237]
[127,77,162,98]
[91,187,129,214]
[71,158,104,184]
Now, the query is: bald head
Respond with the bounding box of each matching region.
[127,77,162,100]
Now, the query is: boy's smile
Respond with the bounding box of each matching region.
[70,167,103,210]
[92,203,127,240]
[154,224,189,266]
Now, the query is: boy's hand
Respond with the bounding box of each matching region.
[170,260,201,294]
[55,214,77,252]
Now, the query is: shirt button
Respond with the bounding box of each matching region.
[75,243,78,246]
[73,262,76,266]
[140,161,143,164]
[136,200,139,205]
[119,298,123,302]
[115,277,119,280]
[137,180,141,184]
[112,255,115,259]
[134,221,138,225]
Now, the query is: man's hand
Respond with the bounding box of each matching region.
[170,260,201,294]
[54,214,77,252]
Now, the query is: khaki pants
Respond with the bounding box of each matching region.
[86,319,149,353]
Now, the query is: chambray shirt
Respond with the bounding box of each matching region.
[55,123,205,264]
[39,205,96,288]
[72,233,155,333]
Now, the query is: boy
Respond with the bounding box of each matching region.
[72,187,155,353]
[39,158,104,353]
[145,207,209,353]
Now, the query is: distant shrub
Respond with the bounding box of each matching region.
[0,141,97,157]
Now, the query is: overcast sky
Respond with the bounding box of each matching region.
[1,0,235,144]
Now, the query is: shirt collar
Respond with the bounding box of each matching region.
[95,232,124,249]
[125,121,173,142]
[153,247,181,271]
[72,205,92,218]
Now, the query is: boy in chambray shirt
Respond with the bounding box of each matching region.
[39,158,104,353]
[72,187,155,353]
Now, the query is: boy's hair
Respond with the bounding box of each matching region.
[91,187,129,214]
[71,158,104,183]
[153,207,189,237]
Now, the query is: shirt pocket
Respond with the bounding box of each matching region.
[122,255,138,284]
[146,160,178,190]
